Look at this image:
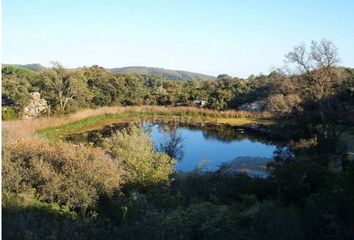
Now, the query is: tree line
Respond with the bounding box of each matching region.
[2,40,354,239]
[5,41,352,120]
[2,62,279,115]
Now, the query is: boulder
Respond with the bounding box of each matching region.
[23,92,48,119]
[238,100,267,112]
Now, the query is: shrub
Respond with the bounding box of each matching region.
[167,202,238,240]
[2,107,19,120]
[104,125,176,187]
[2,138,123,211]
[3,203,120,240]
[237,200,304,240]
[267,93,302,116]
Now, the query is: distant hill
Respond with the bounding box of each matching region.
[110,66,216,81]
[3,64,215,80]
[3,63,46,72]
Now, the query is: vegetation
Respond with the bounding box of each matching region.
[103,125,175,188]
[3,63,46,72]
[111,66,216,81]
[3,138,123,211]
[2,66,36,110]
[2,40,354,239]
[36,107,270,141]
[1,62,315,118]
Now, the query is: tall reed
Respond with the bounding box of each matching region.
[2,106,271,143]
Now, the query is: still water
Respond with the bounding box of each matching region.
[66,121,279,176]
[145,123,277,175]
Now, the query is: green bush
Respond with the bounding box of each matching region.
[2,107,19,120]
[3,138,123,211]
[104,125,176,187]
[3,201,120,240]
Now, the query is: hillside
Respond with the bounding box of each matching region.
[3,63,46,72]
[110,66,216,81]
[3,64,215,81]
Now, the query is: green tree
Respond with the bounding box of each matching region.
[40,62,91,112]
[83,65,119,106]
[2,66,37,108]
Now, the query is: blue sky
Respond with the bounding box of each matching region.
[2,0,354,77]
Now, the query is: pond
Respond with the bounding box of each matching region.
[148,123,278,176]
[66,121,282,176]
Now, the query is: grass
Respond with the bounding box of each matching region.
[37,110,271,141]
[2,106,272,142]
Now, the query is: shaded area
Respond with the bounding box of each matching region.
[219,156,271,177]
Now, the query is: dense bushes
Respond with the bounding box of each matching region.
[2,107,19,120]
[1,64,297,117]
[104,125,176,187]
[2,66,35,109]
[2,113,354,240]
[3,137,354,240]
[3,40,354,239]
[3,201,120,240]
[3,138,123,211]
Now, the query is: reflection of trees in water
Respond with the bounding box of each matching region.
[201,127,250,143]
[131,121,184,161]
[66,121,284,150]
[218,156,272,177]
[153,121,180,134]
[174,123,280,146]
[158,129,184,161]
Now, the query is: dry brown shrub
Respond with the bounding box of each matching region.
[267,94,302,116]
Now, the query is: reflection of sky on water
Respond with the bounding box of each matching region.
[148,124,277,173]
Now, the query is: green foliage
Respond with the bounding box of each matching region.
[3,198,120,240]
[173,171,258,204]
[83,65,119,106]
[3,148,354,239]
[2,66,36,109]
[2,107,19,120]
[112,66,216,81]
[3,41,354,239]
[2,62,297,114]
[3,138,122,211]
[4,63,46,72]
[122,74,148,105]
[104,125,176,187]
[39,63,92,113]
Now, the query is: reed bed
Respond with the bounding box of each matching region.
[2,106,272,143]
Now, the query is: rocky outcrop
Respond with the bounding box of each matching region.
[23,92,48,119]
[192,100,207,108]
[238,100,267,112]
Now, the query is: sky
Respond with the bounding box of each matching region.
[2,0,354,77]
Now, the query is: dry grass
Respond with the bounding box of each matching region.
[2,106,136,143]
[2,106,272,143]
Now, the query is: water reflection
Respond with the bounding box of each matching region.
[65,121,282,175]
[218,157,271,177]
[157,128,184,161]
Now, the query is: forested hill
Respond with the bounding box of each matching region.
[3,63,216,81]
[3,63,46,72]
[109,66,216,81]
